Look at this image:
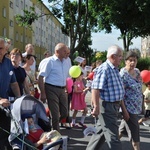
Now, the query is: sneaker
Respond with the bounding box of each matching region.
[79,122,87,128]
[71,123,79,128]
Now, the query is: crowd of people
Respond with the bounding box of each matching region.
[0,37,150,150]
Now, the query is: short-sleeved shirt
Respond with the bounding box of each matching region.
[8,66,26,96]
[0,57,16,98]
[38,57,49,71]
[39,54,69,86]
[92,59,125,102]
[120,67,143,114]
[143,88,150,110]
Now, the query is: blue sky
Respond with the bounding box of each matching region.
[43,0,141,51]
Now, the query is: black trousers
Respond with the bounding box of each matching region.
[0,110,12,150]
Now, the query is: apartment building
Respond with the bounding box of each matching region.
[141,36,150,57]
[0,0,68,64]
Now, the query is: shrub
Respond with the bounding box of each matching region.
[137,57,150,71]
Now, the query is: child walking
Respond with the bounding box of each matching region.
[138,81,150,125]
[71,72,89,128]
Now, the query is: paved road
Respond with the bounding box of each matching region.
[60,92,150,150]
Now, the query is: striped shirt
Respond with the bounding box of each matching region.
[92,60,125,102]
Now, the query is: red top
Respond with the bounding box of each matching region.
[27,128,44,150]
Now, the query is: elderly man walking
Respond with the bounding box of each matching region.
[38,43,70,132]
[0,38,20,149]
[86,45,129,150]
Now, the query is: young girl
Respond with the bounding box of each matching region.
[138,81,150,125]
[71,72,89,128]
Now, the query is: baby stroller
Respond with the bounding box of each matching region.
[8,95,68,150]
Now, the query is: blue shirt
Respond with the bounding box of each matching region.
[39,54,69,86]
[0,57,16,98]
[92,60,125,102]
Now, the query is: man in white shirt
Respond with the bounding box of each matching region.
[38,43,70,132]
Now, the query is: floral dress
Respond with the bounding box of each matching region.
[120,67,143,114]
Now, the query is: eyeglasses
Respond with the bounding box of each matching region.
[114,54,123,58]
[10,53,21,56]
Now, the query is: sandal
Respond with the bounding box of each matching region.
[79,122,87,128]
[71,123,79,128]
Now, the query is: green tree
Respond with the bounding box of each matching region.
[54,0,96,59]
[15,0,96,60]
[89,0,150,51]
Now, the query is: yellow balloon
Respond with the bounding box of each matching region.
[69,66,81,78]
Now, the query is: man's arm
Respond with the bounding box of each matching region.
[38,75,46,102]
[91,89,100,117]
[0,98,10,107]
[10,82,21,97]
[120,100,130,121]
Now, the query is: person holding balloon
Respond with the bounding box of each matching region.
[119,50,143,150]
[70,72,89,128]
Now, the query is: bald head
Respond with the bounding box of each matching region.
[25,43,34,54]
[54,43,68,60]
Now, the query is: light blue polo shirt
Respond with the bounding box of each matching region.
[39,54,69,86]
[0,57,16,98]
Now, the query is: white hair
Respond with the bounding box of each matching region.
[106,45,122,58]
[0,38,7,47]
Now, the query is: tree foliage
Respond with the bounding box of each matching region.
[89,0,150,51]
[15,7,39,30]
[15,0,97,60]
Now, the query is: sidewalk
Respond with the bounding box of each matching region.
[60,92,150,150]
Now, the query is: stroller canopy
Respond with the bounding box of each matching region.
[9,95,49,142]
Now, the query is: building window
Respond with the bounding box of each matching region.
[25,36,27,43]
[16,0,19,7]
[25,5,28,10]
[10,1,13,8]
[10,20,13,27]
[21,34,23,42]
[16,32,18,41]
[3,28,6,37]
[21,1,24,9]
[39,28,41,35]
[3,8,6,17]
[36,27,38,34]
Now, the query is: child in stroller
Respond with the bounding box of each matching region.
[9,95,65,150]
[22,114,61,150]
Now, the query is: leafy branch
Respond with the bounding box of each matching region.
[15,7,39,30]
